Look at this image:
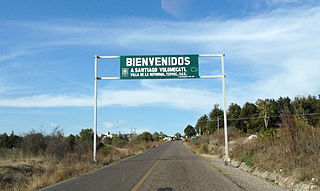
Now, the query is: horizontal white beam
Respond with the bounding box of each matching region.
[199,54,225,57]
[200,75,224,79]
[98,76,223,80]
[97,56,120,59]
[99,77,121,80]
[97,54,225,59]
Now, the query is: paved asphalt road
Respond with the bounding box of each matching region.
[40,141,242,191]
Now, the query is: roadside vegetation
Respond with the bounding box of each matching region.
[0,128,165,191]
[185,95,320,185]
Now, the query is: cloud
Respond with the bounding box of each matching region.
[1,5,320,106]
[99,82,219,111]
[0,50,29,63]
[50,122,60,128]
[267,0,300,4]
[161,0,193,18]
[103,122,114,129]
[0,94,92,107]
[0,82,220,111]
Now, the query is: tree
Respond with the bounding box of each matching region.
[195,114,209,135]
[8,131,22,149]
[152,132,160,141]
[22,130,47,155]
[159,131,167,139]
[184,125,196,137]
[66,134,76,151]
[0,133,9,148]
[47,126,67,159]
[256,99,279,130]
[135,132,153,142]
[227,103,242,129]
[175,133,181,140]
[75,129,94,154]
[277,96,292,113]
[239,102,258,133]
[79,128,94,142]
[209,104,224,133]
[292,95,320,126]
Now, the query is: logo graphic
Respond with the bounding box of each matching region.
[191,67,198,72]
[122,68,129,77]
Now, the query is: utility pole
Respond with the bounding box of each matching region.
[264,112,268,129]
[117,120,119,136]
[217,116,220,133]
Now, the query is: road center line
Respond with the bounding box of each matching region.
[130,146,169,191]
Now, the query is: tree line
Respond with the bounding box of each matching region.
[185,95,320,137]
[0,127,165,159]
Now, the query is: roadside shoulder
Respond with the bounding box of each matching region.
[201,154,286,191]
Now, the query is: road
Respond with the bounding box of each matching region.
[41,141,242,191]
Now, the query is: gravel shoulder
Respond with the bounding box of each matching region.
[201,154,286,191]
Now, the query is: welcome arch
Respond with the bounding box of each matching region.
[93,54,229,164]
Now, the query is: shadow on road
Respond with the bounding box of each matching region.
[157,187,173,191]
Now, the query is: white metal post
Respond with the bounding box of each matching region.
[93,55,98,162]
[221,54,229,165]
[217,116,220,133]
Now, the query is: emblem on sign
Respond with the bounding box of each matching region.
[191,67,198,72]
[122,68,129,77]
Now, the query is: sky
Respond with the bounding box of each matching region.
[0,0,320,136]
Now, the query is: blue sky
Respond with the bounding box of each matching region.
[0,0,320,136]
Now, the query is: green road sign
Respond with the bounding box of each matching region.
[120,55,199,79]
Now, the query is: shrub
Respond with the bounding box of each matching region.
[66,134,76,151]
[199,143,209,153]
[22,131,47,155]
[112,136,128,148]
[134,132,153,142]
[47,127,67,160]
[240,154,254,167]
[47,138,67,160]
[152,132,160,141]
[103,137,112,145]
[79,129,94,142]
[74,140,92,155]
[98,145,113,157]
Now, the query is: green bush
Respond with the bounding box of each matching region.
[241,154,254,167]
[199,143,209,153]
[134,132,153,142]
[98,145,113,156]
[112,136,128,148]
[22,131,47,155]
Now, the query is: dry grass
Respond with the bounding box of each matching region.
[231,115,320,183]
[0,152,95,191]
[186,127,245,156]
[186,117,320,184]
[0,141,163,191]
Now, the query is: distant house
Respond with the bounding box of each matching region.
[98,131,113,139]
[105,131,113,138]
